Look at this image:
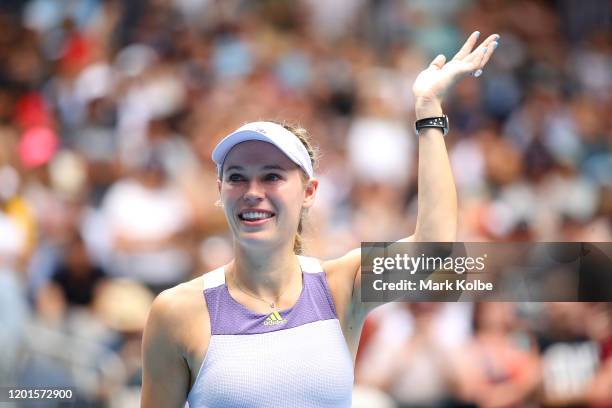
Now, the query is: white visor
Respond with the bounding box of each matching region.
[212,121,314,178]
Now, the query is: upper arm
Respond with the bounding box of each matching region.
[141,292,191,408]
[324,235,416,323]
[322,248,362,323]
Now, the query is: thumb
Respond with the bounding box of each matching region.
[428,54,446,69]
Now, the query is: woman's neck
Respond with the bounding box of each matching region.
[230,244,302,299]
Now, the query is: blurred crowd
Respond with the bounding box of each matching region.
[355,302,612,408]
[0,0,610,406]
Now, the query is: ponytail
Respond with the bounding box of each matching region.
[294,211,305,254]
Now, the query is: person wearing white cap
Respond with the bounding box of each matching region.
[141,31,500,408]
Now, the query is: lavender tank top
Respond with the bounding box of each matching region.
[187,256,354,408]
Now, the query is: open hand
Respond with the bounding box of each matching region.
[412,31,500,110]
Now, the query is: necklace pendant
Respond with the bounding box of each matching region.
[270,302,275,309]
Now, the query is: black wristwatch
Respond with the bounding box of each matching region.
[415,115,449,136]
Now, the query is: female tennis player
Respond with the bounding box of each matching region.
[141,31,499,408]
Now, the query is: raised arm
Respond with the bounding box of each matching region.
[409,30,499,242]
[324,31,501,326]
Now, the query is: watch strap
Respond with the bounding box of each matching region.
[415,115,449,136]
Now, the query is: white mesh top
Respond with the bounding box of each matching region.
[187,256,354,408]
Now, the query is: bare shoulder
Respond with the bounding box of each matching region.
[321,248,361,322]
[141,275,211,407]
[154,277,207,316]
[148,278,204,328]
[145,276,209,351]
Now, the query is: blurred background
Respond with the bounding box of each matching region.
[0,0,610,406]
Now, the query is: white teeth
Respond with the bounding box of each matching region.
[241,211,273,221]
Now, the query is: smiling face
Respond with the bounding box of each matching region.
[219,140,317,252]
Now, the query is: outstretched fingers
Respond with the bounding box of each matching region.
[429,54,447,69]
[463,33,500,76]
[452,31,481,60]
[464,34,499,63]
[477,39,498,69]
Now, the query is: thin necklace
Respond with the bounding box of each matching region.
[230,271,297,311]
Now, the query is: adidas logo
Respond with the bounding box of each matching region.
[263,311,288,326]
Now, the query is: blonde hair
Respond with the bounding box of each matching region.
[271,121,318,255]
